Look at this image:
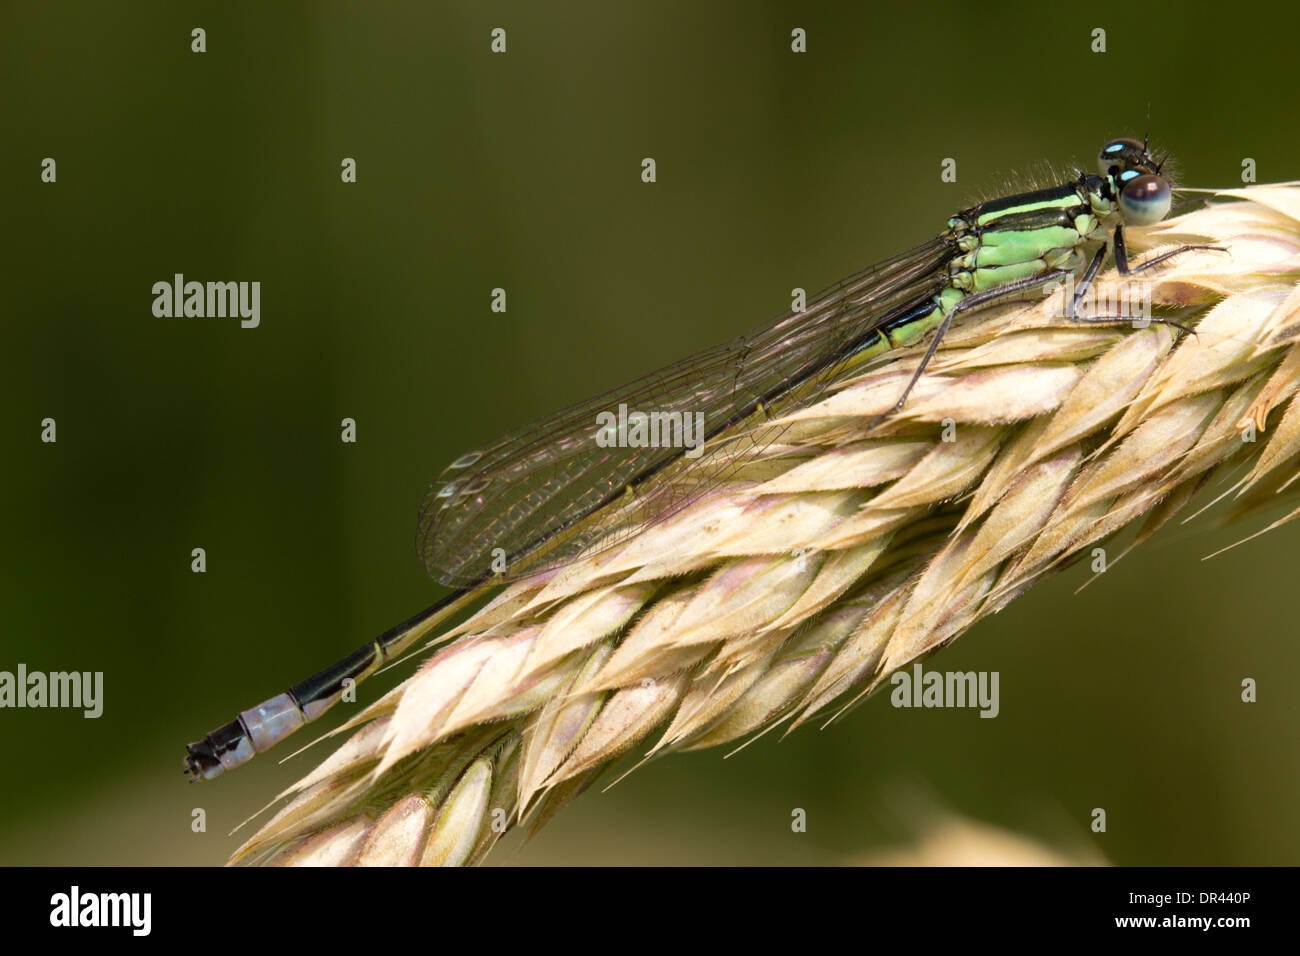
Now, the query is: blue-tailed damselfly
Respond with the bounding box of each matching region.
[184,135,1219,780]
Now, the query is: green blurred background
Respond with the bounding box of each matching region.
[2,0,1297,865]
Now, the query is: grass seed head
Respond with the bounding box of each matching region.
[238,184,1300,866]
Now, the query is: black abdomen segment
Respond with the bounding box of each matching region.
[184,591,475,781]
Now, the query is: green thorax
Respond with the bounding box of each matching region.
[940,173,1122,294]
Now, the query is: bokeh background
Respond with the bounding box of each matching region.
[2,0,1298,865]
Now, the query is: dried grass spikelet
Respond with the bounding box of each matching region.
[235,183,1300,866]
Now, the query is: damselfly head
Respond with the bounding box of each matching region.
[1099,137,1171,226]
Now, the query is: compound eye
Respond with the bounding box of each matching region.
[1098,137,1145,175]
[1119,174,1171,226]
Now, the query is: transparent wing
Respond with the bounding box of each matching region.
[418,236,956,586]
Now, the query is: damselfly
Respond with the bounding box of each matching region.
[184,135,1219,781]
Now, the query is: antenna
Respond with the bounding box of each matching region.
[1144,102,1152,151]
